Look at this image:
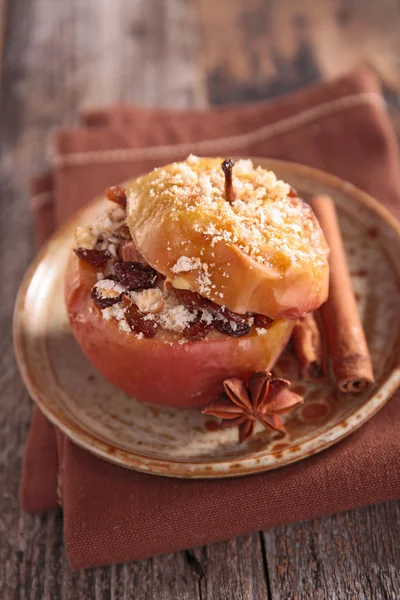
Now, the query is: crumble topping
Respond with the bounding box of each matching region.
[75,205,127,254]
[94,279,126,299]
[102,304,131,333]
[128,156,328,273]
[171,256,214,296]
[256,328,269,336]
[74,162,285,341]
[92,275,270,341]
[171,256,201,273]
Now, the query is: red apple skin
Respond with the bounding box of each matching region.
[65,255,295,408]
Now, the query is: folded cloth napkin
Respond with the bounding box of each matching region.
[21,69,400,570]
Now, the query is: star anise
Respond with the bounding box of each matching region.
[202,371,303,443]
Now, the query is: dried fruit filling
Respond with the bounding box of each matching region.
[74,200,274,341]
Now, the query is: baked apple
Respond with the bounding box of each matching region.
[65,157,329,407]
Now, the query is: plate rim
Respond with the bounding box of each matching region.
[13,158,400,478]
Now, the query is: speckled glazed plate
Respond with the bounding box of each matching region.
[14,159,400,478]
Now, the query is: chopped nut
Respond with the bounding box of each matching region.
[129,288,164,313]
[75,226,97,249]
[118,240,148,265]
[121,293,133,307]
[163,278,173,293]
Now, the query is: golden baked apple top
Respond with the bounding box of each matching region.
[126,156,329,319]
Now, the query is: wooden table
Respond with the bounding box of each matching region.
[1,1,399,598]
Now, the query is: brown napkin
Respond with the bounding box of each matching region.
[21,70,400,570]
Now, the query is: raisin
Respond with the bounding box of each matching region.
[114,261,158,290]
[75,247,110,267]
[184,318,214,341]
[106,185,127,208]
[214,319,250,337]
[174,289,211,311]
[125,304,158,338]
[254,314,273,329]
[90,286,122,308]
[218,306,247,323]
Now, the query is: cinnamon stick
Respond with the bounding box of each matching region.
[292,311,327,382]
[310,195,374,393]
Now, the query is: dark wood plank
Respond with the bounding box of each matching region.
[0,0,6,81]
[0,1,267,599]
[0,1,40,596]
[0,0,205,599]
[196,534,269,600]
[263,501,400,600]
[1,0,400,598]
[198,0,400,104]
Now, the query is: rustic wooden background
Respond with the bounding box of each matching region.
[1,1,400,599]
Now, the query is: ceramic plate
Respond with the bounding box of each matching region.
[14,159,400,478]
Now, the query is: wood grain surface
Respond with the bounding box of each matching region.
[0,0,399,598]
[0,0,6,81]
